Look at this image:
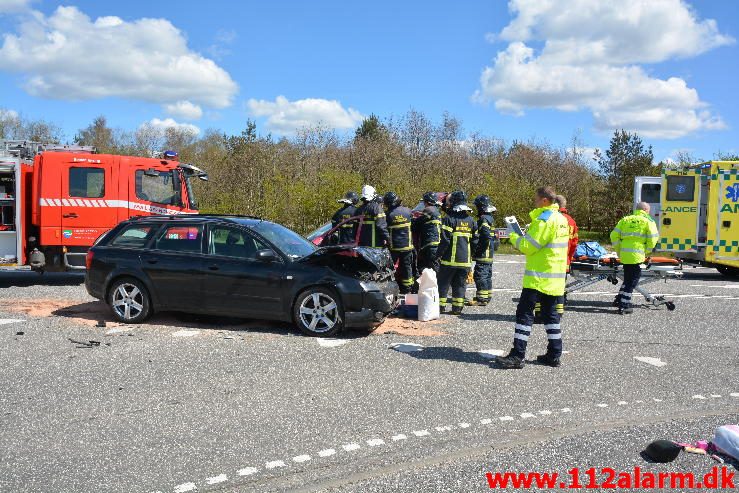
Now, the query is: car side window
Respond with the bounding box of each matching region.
[209,226,267,260]
[153,225,204,253]
[109,225,155,248]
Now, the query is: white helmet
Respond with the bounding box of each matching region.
[361,185,377,201]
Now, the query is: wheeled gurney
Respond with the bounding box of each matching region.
[566,256,683,310]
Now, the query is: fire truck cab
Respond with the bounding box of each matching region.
[0,141,206,272]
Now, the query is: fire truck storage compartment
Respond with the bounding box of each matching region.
[0,164,18,263]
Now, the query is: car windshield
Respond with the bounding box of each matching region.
[306,223,331,241]
[251,222,317,259]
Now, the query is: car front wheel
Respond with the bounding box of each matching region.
[294,288,344,337]
[107,278,152,323]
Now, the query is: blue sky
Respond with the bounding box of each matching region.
[1,0,737,162]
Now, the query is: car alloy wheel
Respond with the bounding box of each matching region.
[298,292,340,334]
[112,282,145,321]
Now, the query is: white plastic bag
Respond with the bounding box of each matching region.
[417,268,440,322]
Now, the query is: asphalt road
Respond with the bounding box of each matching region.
[0,256,737,492]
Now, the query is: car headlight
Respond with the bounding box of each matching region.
[385,293,395,304]
[360,281,381,292]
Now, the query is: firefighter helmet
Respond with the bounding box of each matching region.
[474,194,496,213]
[360,185,377,201]
[449,190,467,207]
[338,191,359,205]
[383,191,401,208]
[423,191,441,206]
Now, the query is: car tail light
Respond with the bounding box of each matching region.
[85,250,94,269]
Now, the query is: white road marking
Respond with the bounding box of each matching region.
[710,394,721,398]
[538,410,552,415]
[205,474,228,485]
[237,467,258,476]
[173,483,196,493]
[105,327,132,335]
[520,413,536,419]
[499,416,514,421]
[172,330,200,337]
[692,394,707,400]
[480,418,493,424]
[458,422,471,428]
[293,454,311,463]
[265,460,286,469]
[317,338,350,348]
[435,426,454,432]
[635,400,644,403]
[721,285,739,289]
[367,439,385,447]
[634,356,667,367]
[0,318,24,325]
[318,448,336,457]
[617,401,628,405]
[597,403,608,408]
[730,393,739,397]
[342,443,361,451]
[413,430,430,437]
[390,343,424,353]
[391,434,408,441]
[653,398,663,402]
[561,408,572,413]
[478,349,506,358]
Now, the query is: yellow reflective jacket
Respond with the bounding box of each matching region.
[509,204,570,296]
[610,210,659,264]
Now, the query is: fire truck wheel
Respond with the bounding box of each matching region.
[108,278,152,323]
[293,287,344,337]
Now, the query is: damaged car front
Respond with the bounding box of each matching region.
[298,245,400,332]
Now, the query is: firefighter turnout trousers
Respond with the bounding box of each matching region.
[392,250,415,294]
[512,288,563,359]
[616,264,642,309]
[473,262,493,304]
[438,266,469,313]
[417,246,440,274]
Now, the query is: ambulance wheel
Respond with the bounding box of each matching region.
[716,265,739,279]
[107,278,152,323]
[293,287,344,337]
[666,302,676,311]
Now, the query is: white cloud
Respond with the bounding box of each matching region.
[246,95,364,135]
[0,108,19,119]
[476,0,734,139]
[0,6,238,108]
[0,0,31,14]
[163,100,203,120]
[145,118,200,136]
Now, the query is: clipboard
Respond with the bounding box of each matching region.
[504,216,524,236]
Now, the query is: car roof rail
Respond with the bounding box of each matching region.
[127,214,265,221]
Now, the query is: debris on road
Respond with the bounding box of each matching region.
[68,338,109,349]
[15,331,24,336]
[374,317,446,337]
[389,342,425,353]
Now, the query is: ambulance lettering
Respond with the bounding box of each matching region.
[663,206,697,213]
[720,204,739,214]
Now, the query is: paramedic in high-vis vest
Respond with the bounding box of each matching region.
[610,202,659,314]
[496,187,571,369]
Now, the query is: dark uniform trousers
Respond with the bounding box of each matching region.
[616,264,642,309]
[473,262,493,303]
[438,267,468,310]
[391,250,415,294]
[417,246,440,274]
[513,288,563,359]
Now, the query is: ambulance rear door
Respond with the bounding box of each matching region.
[710,162,739,264]
[633,176,662,226]
[658,169,701,253]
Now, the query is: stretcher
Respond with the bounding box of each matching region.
[566,256,683,310]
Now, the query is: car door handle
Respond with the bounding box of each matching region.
[63,213,78,218]
[146,259,158,265]
[208,265,219,271]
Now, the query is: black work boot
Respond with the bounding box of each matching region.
[618,306,633,315]
[476,297,489,307]
[440,305,448,314]
[536,353,561,367]
[451,306,463,316]
[495,352,525,369]
[612,296,621,307]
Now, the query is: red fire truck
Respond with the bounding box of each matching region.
[0,141,207,272]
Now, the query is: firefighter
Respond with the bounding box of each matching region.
[436,191,478,315]
[610,202,659,314]
[331,191,359,244]
[356,185,389,249]
[496,187,570,369]
[384,192,415,294]
[472,195,496,306]
[412,191,442,274]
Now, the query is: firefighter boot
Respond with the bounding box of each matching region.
[495,351,525,369]
[536,353,561,368]
[451,305,463,316]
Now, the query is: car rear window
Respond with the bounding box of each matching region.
[109,225,155,248]
[154,225,203,253]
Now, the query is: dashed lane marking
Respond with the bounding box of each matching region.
[342,443,361,452]
[205,474,228,485]
[520,412,536,419]
[237,467,258,476]
[634,356,667,367]
[318,449,336,457]
[0,318,24,326]
[367,439,385,447]
[597,403,608,408]
[173,483,196,493]
[499,416,514,421]
[391,434,408,441]
[459,422,471,428]
[692,394,707,400]
[731,393,739,398]
[561,408,572,413]
[538,410,552,415]
[413,430,430,437]
[265,460,286,469]
[480,418,493,424]
[293,455,311,463]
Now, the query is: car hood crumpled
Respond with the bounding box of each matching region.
[299,246,394,279]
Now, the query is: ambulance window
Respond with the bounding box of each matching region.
[640,184,661,203]
[136,170,177,205]
[109,225,155,248]
[69,167,105,198]
[666,176,695,202]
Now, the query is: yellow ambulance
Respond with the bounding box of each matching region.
[656,161,739,278]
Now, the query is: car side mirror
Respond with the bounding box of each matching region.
[256,249,278,262]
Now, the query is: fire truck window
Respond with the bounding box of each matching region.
[109,225,155,248]
[209,226,267,259]
[136,170,177,205]
[666,176,695,202]
[69,168,105,198]
[154,225,204,253]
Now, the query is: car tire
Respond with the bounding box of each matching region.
[716,265,739,279]
[107,277,152,324]
[293,287,344,337]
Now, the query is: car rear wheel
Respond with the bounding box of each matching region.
[294,288,344,337]
[717,265,739,279]
[108,278,152,323]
